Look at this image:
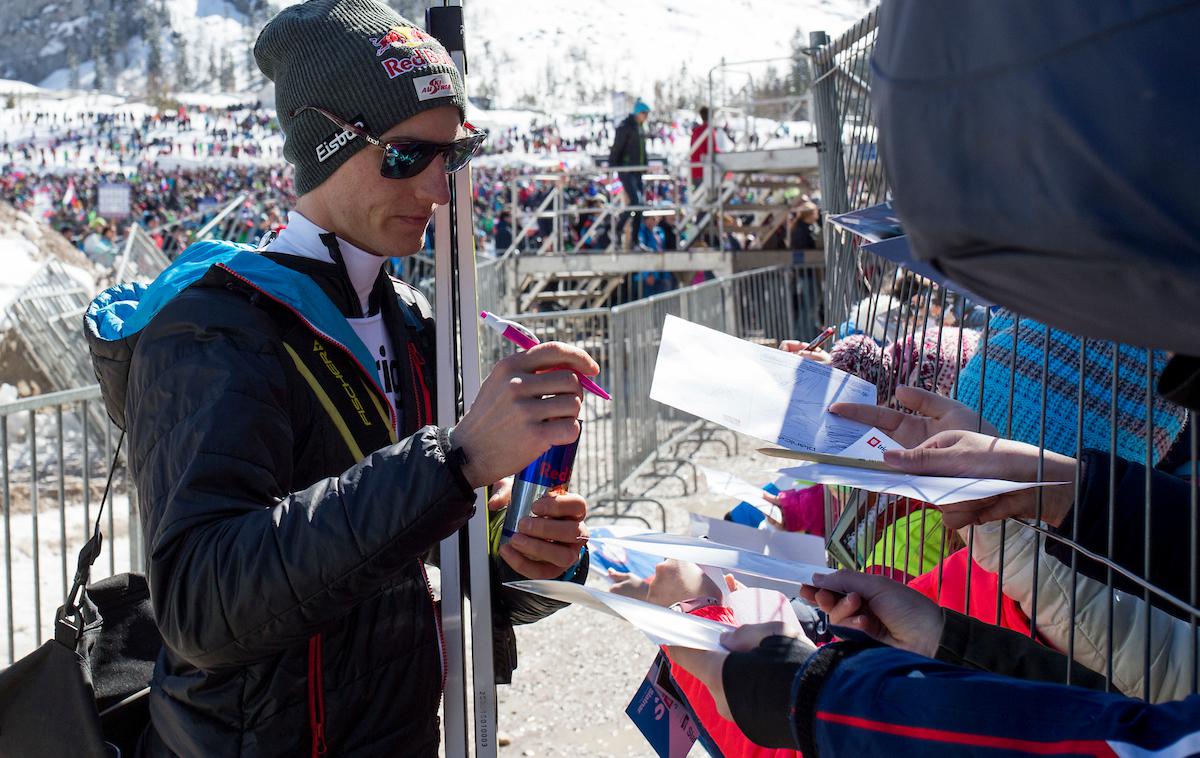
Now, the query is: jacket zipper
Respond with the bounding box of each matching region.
[409,330,446,692]
[419,561,448,693]
[407,342,434,428]
[307,634,327,758]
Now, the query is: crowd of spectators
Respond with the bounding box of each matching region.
[2,98,821,271]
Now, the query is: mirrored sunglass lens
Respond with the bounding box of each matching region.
[382,144,434,178]
[446,137,482,173]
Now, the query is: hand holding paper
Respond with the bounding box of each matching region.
[651,315,877,453]
[881,430,1079,528]
[777,461,1067,507]
[589,532,827,589]
[506,579,735,651]
[828,385,997,449]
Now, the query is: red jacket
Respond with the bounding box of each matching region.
[908,547,1046,642]
[690,124,717,182]
[666,605,803,758]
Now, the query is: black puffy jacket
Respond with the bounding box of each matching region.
[84,240,582,757]
[608,114,646,170]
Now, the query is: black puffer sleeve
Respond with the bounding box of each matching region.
[127,291,476,670]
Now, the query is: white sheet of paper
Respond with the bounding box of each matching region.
[697,465,776,511]
[688,512,828,566]
[726,587,801,627]
[589,533,827,589]
[837,428,904,461]
[776,462,1069,506]
[650,315,878,453]
[505,580,734,651]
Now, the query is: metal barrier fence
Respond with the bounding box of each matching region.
[480,263,824,528]
[6,260,105,398]
[811,8,1198,701]
[0,262,820,664]
[0,385,139,665]
[392,252,510,315]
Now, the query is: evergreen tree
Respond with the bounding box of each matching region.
[219,49,237,91]
[788,28,814,120]
[105,13,120,72]
[174,34,191,90]
[93,42,108,91]
[146,13,164,97]
[208,47,220,90]
[67,47,80,90]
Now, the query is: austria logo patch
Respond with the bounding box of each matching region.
[413,73,455,101]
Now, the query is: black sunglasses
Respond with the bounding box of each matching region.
[292,105,488,180]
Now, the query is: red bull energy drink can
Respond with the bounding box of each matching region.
[501,424,581,544]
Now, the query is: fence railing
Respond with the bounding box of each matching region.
[0,262,821,664]
[0,385,138,665]
[479,263,824,528]
[810,7,1198,701]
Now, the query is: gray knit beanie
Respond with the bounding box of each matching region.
[254,0,468,194]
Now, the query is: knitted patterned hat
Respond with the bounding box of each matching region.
[255,0,468,194]
[956,310,1186,464]
[830,328,980,405]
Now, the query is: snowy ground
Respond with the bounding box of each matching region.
[22,0,870,116]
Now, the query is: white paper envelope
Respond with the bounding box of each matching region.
[777,462,1068,506]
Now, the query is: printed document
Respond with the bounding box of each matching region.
[650,315,877,453]
[589,533,827,589]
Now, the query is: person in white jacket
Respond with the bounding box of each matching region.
[967,518,1199,703]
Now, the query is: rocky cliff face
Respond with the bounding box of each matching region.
[1,0,143,84]
[0,0,262,88]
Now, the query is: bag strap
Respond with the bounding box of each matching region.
[56,431,126,645]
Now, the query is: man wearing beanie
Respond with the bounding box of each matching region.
[84,1,595,755]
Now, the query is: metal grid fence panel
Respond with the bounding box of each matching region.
[810,7,1198,701]
[0,386,139,665]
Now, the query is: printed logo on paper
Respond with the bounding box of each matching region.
[413,72,456,101]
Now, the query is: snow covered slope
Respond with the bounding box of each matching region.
[16,0,870,110]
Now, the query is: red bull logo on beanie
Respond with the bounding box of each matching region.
[380,47,453,80]
[370,25,434,57]
[413,72,455,101]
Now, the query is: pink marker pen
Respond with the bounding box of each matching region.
[480,311,611,401]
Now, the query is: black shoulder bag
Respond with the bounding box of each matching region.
[0,433,160,757]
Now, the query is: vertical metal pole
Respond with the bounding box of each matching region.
[430,3,496,755]
[29,410,40,644]
[1191,415,1198,695]
[1143,350,1153,701]
[57,405,67,604]
[809,31,848,215]
[1106,347,1118,690]
[2,416,12,664]
[434,108,470,758]
[1067,338,1086,685]
[1029,325,1050,635]
[82,400,90,545]
[106,422,115,576]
